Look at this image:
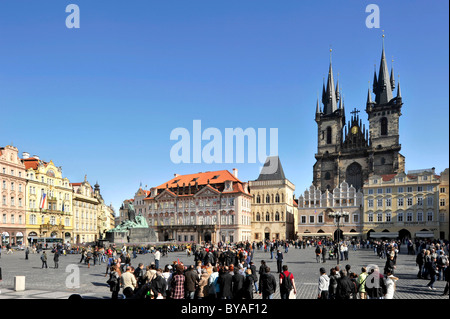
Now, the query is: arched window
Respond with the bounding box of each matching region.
[326,127,332,144]
[256,213,261,222]
[275,194,280,203]
[266,195,270,203]
[380,117,388,136]
[256,195,261,203]
[275,211,280,221]
[265,212,270,222]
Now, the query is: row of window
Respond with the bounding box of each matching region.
[300,214,359,224]
[2,181,24,192]
[2,196,23,206]
[255,193,284,204]
[254,211,285,222]
[1,168,23,177]
[367,185,435,194]
[149,215,236,226]
[367,211,435,222]
[367,197,437,208]
[372,175,433,184]
[147,198,237,210]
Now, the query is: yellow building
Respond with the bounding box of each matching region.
[249,156,296,241]
[438,168,449,240]
[72,177,99,244]
[22,153,73,246]
[363,169,441,241]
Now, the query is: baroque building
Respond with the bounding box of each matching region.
[438,168,449,240]
[313,39,404,193]
[362,169,441,240]
[22,153,73,245]
[143,169,252,243]
[0,145,27,246]
[248,156,296,241]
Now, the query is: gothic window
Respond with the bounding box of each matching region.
[346,162,363,191]
[265,212,270,222]
[326,127,332,144]
[256,195,261,203]
[256,213,261,222]
[266,195,270,203]
[275,211,280,221]
[275,194,280,203]
[380,117,388,136]
[325,172,331,180]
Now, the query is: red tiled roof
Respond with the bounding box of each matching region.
[381,174,397,181]
[71,183,82,186]
[156,170,240,189]
[22,158,40,170]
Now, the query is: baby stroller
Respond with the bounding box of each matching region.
[329,248,335,260]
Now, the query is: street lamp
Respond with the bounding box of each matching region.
[328,210,349,265]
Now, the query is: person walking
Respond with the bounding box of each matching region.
[279,265,296,299]
[53,250,60,269]
[218,266,233,299]
[40,251,48,269]
[243,268,255,300]
[107,265,121,299]
[153,249,161,270]
[315,245,322,263]
[275,249,283,273]
[185,265,199,299]
[416,249,426,279]
[385,271,398,299]
[357,267,368,300]
[120,266,137,299]
[259,266,277,299]
[336,269,353,299]
[317,267,329,300]
[321,245,327,263]
[25,246,29,260]
[232,268,245,299]
[426,257,439,290]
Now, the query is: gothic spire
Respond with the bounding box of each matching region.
[374,33,393,104]
[323,50,338,114]
[390,60,396,90]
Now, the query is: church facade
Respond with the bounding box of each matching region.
[313,40,405,194]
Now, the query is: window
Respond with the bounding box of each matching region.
[407,197,413,206]
[373,179,378,184]
[266,195,270,203]
[440,199,445,207]
[398,187,404,193]
[417,186,423,192]
[386,198,392,207]
[440,187,446,193]
[398,177,404,182]
[275,212,280,221]
[11,182,14,191]
[11,214,14,224]
[440,213,445,223]
[326,127,332,144]
[427,211,433,221]
[2,214,6,223]
[353,214,359,223]
[397,212,403,222]
[417,211,423,222]
[11,197,15,206]
[407,186,413,193]
[275,194,280,203]
[265,212,270,222]
[377,199,383,207]
[380,117,388,136]
[30,214,36,225]
[309,215,315,224]
[386,188,392,194]
[398,198,404,206]
[427,197,433,206]
[377,213,383,222]
[368,199,374,208]
[318,214,323,223]
[368,213,373,222]
[417,197,423,206]
[256,213,261,222]
[325,172,331,180]
[368,189,374,195]
[2,181,5,189]
[256,195,261,203]
[407,212,413,222]
[386,212,391,222]
[301,216,306,224]
[427,186,434,192]
[377,188,383,194]
[2,195,6,205]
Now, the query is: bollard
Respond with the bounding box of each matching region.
[14,276,25,291]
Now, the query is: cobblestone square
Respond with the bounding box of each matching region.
[0,245,447,299]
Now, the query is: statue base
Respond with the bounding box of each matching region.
[104,227,157,244]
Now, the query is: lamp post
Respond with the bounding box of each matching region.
[329,209,349,265]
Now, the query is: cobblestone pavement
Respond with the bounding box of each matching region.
[0,246,447,299]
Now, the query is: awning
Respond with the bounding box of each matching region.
[343,232,363,236]
[298,233,333,237]
[369,232,399,238]
[415,232,434,238]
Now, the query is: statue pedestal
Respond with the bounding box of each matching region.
[105,228,157,244]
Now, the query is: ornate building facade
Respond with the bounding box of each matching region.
[313,40,404,194]
[143,169,252,243]
[0,145,27,246]
[22,153,73,245]
[362,169,441,240]
[248,156,296,241]
[438,168,449,240]
[297,181,364,240]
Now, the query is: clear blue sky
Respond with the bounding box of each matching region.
[1,0,448,215]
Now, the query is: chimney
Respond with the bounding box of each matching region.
[33,155,39,160]
[151,187,157,197]
[174,174,179,177]
[22,152,30,159]
[232,168,238,178]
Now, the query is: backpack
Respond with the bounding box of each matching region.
[439,256,448,266]
[315,247,321,254]
[281,272,293,291]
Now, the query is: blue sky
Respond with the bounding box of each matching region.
[0,0,448,215]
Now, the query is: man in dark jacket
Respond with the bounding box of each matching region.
[150,269,167,299]
[231,268,244,299]
[416,249,426,279]
[249,261,259,292]
[218,266,233,299]
[365,267,387,299]
[275,249,283,273]
[134,263,146,288]
[336,269,354,299]
[184,265,199,299]
[259,266,277,299]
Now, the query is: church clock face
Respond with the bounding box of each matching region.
[351,126,358,135]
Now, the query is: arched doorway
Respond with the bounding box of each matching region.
[264,227,270,240]
[334,229,343,242]
[398,229,411,241]
[164,232,170,241]
[367,229,375,239]
[204,231,211,243]
[346,162,363,191]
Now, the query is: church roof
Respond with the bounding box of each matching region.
[256,156,286,181]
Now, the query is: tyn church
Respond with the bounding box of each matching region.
[313,39,405,192]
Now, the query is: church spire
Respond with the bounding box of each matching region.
[323,49,338,114]
[374,32,393,104]
[390,58,396,90]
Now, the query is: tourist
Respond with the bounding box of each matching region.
[259,266,277,299]
[171,264,186,299]
[317,267,329,300]
[243,268,255,299]
[315,245,322,263]
[150,269,167,299]
[53,249,60,269]
[184,265,199,299]
[357,267,368,299]
[385,271,399,299]
[416,249,426,279]
[275,249,283,273]
[426,256,438,290]
[279,265,296,299]
[232,267,245,299]
[336,269,353,299]
[162,265,173,298]
[208,266,220,299]
[328,268,338,299]
[218,266,233,299]
[197,268,210,299]
[40,251,48,269]
[107,265,121,299]
[121,266,137,298]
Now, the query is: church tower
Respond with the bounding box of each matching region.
[366,35,405,175]
[313,50,346,192]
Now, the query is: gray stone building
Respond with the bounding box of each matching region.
[313,39,404,193]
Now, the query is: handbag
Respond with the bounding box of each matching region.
[289,289,296,299]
